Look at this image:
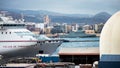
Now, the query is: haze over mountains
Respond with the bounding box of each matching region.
[0,9,111,24]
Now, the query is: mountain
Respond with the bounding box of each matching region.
[92,12,111,24]
[0,9,111,24]
[49,12,111,24]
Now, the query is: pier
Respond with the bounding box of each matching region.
[0,62,75,68]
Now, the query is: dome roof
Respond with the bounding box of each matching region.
[100,11,120,57]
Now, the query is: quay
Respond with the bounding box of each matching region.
[0,47,99,68]
[0,62,75,68]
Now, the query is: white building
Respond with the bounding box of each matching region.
[62,23,68,33]
[71,24,79,32]
[82,25,92,31]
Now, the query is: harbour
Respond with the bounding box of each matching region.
[0,13,99,68]
[0,1,120,67]
[0,37,99,68]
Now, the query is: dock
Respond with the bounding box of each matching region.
[0,62,75,68]
[59,47,99,65]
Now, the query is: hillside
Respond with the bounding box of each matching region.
[0,9,111,24]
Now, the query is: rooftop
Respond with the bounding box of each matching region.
[59,47,99,55]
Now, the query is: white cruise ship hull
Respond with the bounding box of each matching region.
[0,40,62,58]
[0,41,38,58]
[37,41,62,55]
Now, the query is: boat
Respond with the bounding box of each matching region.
[59,30,96,38]
[0,15,38,58]
[0,15,62,58]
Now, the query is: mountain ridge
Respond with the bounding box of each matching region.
[0,9,111,24]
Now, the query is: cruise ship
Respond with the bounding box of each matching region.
[0,15,62,58]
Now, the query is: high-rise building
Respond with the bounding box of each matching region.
[71,24,79,32]
[62,23,68,33]
[67,25,72,33]
[43,15,50,25]
[94,24,99,32]
[93,23,104,33]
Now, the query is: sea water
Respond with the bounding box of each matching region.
[52,37,99,55]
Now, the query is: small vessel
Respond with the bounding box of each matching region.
[59,30,96,38]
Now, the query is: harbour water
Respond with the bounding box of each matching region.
[52,37,99,55]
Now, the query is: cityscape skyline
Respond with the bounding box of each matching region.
[0,0,120,15]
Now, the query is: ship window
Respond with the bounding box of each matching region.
[1,32,3,34]
[6,32,7,34]
[9,32,11,34]
[2,24,25,27]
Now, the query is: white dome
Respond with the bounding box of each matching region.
[100,11,120,58]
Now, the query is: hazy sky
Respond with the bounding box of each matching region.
[0,0,120,14]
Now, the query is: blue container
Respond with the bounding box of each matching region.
[38,55,60,62]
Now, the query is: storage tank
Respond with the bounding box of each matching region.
[100,11,120,57]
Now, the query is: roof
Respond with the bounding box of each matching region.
[59,47,99,55]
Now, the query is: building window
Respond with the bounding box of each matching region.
[9,32,11,34]
[6,32,7,34]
